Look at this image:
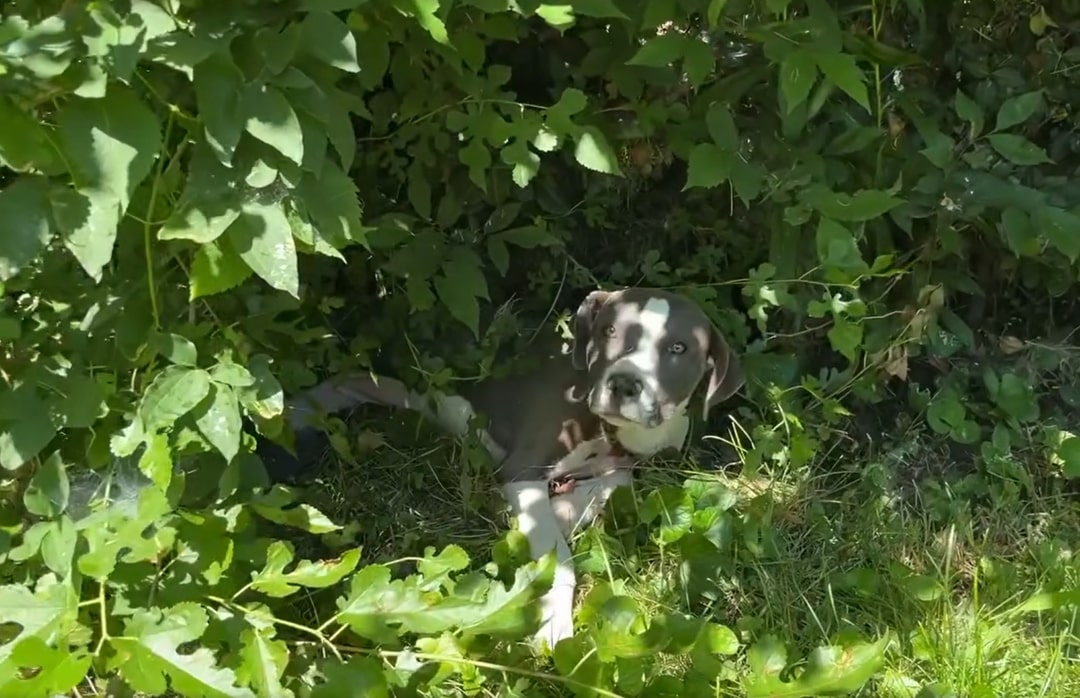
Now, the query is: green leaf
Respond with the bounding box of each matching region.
[682,38,715,87]
[640,487,694,544]
[0,576,79,671]
[495,225,560,250]
[705,102,738,151]
[0,636,92,696]
[251,541,362,597]
[746,635,889,697]
[954,90,984,138]
[0,175,54,282]
[159,139,243,243]
[684,143,730,189]
[82,1,177,81]
[815,217,866,273]
[987,133,1052,166]
[152,332,199,367]
[626,33,687,67]
[190,238,254,300]
[779,53,818,112]
[242,84,304,165]
[392,0,449,44]
[295,159,369,249]
[40,515,78,576]
[994,90,1043,132]
[573,126,621,175]
[236,624,293,698]
[110,603,256,698]
[828,317,863,362]
[335,555,554,642]
[194,54,247,163]
[237,355,285,421]
[0,390,59,470]
[417,544,471,579]
[249,486,341,534]
[299,11,360,72]
[145,29,219,77]
[56,85,162,280]
[803,186,902,222]
[1000,207,1038,257]
[226,200,300,298]
[707,0,729,27]
[23,451,70,518]
[54,372,105,429]
[434,254,486,339]
[545,87,587,136]
[0,97,62,173]
[210,361,256,388]
[194,384,243,463]
[138,431,174,491]
[813,52,869,112]
[459,136,492,191]
[571,0,628,18]
[536,4,576,29]
[311,656,389,698]
[139,366,213,432]
[501,139,541,188]
[77,484,176,579]
[1036,207,1080,261]
[457,557,555,637]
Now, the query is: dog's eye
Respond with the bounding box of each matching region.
[603,324,616,337]
[669,341,687,354]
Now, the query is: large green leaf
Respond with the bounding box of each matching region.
[0,175,54,282]
[55,85,162,280]
[226,200,300,298]
[110,603,256,698]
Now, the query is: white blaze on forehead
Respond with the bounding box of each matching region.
[611,297,671,386]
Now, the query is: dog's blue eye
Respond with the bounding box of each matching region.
[669,342,686,354]
[604,325,616,337]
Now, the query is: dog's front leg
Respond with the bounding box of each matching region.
[501,480,576,651]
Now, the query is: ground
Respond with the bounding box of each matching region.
[280,342,1080,696]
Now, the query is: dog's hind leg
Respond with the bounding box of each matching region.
[501,480,577,651]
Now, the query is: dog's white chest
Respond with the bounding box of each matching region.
[614,413,690,457]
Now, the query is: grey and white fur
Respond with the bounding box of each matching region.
[271,287,744,650]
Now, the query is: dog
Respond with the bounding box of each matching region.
[259,287,744,649]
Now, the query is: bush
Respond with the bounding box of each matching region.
[2,0,1080,695]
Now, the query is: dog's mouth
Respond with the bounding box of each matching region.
[596,411,663,429]
[588,390,667,429]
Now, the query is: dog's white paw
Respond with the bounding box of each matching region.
[532,586,575,651]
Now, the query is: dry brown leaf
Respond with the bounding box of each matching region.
[998,335,1026,355]
[884,345,909,380]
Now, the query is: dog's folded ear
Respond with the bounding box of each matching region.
[571,289,612,370]
[703,327,744,418]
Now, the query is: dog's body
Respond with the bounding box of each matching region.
[266,287,744,649]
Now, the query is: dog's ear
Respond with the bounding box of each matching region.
[571,290,612,370]
[703,327,744,419]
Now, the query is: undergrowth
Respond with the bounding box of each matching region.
[2,0,1080,696]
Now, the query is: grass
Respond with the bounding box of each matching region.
[290,375,1080,697]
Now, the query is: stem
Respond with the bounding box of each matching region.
[144,109,175,330]
[207,596,343,662]
[93,581,110,656]
[370,649,628,698]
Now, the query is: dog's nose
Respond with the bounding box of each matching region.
[607,373,643,399]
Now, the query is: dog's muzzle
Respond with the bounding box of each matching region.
[590,368,663,428]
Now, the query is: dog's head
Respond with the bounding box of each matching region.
[571,287,743,429]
